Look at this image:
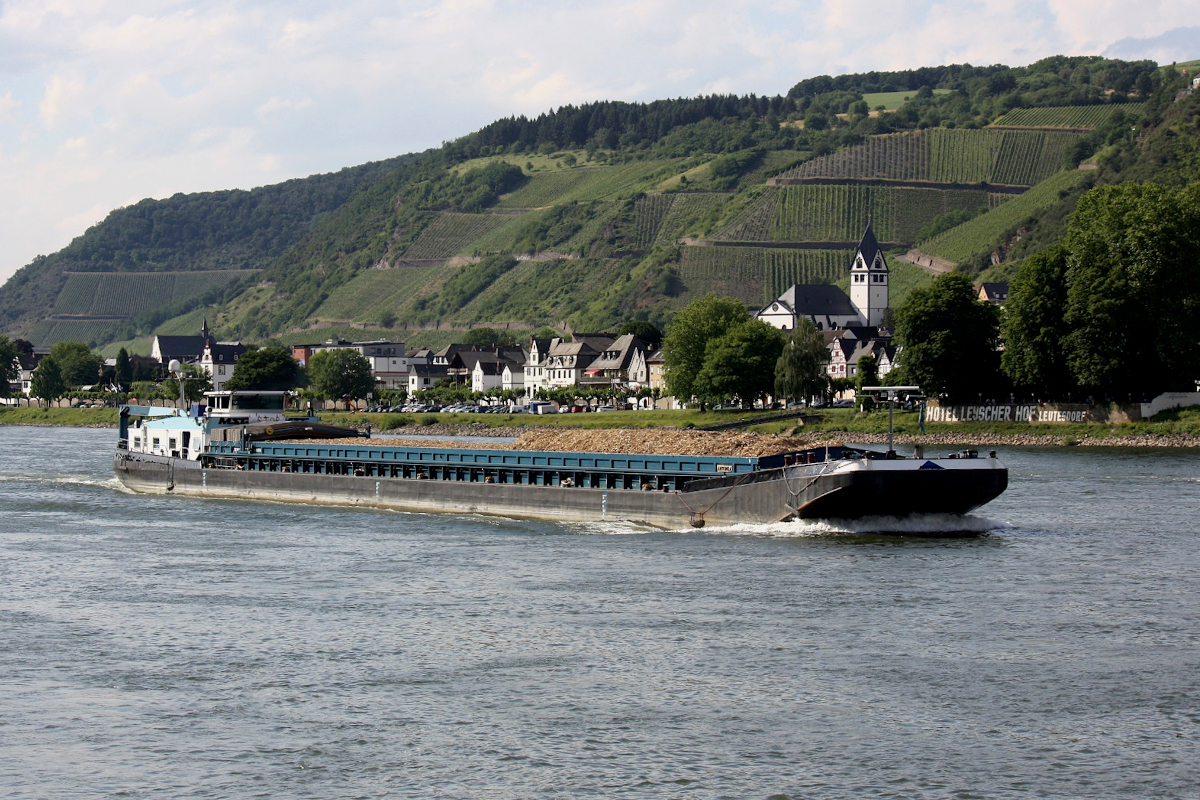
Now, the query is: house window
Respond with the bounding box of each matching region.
[218,365,225,375]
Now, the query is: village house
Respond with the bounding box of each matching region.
[199,339,247,392]
[541,335,614,390]
[579,334,650,390]
[7,351,40,398]
[292,338,410,391]
[466,349,527,393]
[407,362,449,395]
[977,282,1009,304]
[522,338,554,397]
[825,327,896,380]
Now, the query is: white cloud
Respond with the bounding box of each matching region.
[0,0,1194,286]
[0,90,19,120]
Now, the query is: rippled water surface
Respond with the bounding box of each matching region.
[2,426,1199,799]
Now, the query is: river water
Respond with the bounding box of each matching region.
[1,426,1198,799]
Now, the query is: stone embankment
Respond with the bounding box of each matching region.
[787,430,1200,448]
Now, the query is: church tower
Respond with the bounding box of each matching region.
[849,224,889,326]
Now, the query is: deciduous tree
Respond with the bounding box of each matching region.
[225,346,303,391]
[1000,244,1075,397]
[461,328,519,347]
[1062,182,1200,398]
[894,272,1002,401]
[618,320,662,349]
[663,295,750,401]
[693,320,784,405]
[30,355,66,407]
[307,349,374,400]
[49,341,102,388]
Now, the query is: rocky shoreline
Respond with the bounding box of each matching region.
[4,417,1199,447]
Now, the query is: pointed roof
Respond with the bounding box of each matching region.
[854,223,886,271]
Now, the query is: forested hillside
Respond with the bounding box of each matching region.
[0,155,412,344]
[3,54,1193,353]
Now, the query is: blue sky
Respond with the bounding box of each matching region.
[0,0,1196,284]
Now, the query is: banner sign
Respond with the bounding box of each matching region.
[925,402,1089,424]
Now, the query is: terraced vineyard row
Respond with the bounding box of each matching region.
[763,250,854,299]
[774,129,1082,187]
[920,170,1089,264]
[653,193,726,246]
[708,185,998,245]
[774,132,929,182]
[770,186,895,242]
[402,213,513,259]
[712,188,779,241]
[464,210,546,253]
[28,318,124,347]
[496,161,673,208]
[990,131,1079,186]
[53,271,256,317]
[314,265,442,322]
[990,103,1143,129]
[496,170,600,208]
[680,246,861,305]
[632,194,674,248]
[737,149,810,186]
[892,187,998,242]
[457,258,629,325]
[678,247,767,305]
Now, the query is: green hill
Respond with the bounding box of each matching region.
[4,54,1194,352]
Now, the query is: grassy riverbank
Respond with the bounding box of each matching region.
[5,405,1200,446]
[0,406,120,427]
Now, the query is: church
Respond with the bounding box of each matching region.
[756,225,889,331]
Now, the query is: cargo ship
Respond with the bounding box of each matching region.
[113,390,1007,528]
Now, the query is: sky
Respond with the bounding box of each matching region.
[0,0,1196,285]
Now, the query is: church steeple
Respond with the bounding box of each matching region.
[201,318,211,343]
[849,223,889,326]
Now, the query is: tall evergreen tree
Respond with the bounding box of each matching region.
[114,348,133,391]
[0,336,18,398]
[774,319,830,403]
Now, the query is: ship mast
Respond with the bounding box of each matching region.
[861,386,923,456]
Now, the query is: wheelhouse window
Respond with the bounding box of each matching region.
[230,394,285,411]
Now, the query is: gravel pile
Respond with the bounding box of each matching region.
[512,428,817,456]
[302,428,819,457]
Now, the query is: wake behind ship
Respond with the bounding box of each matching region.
[113,391,1008,529]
